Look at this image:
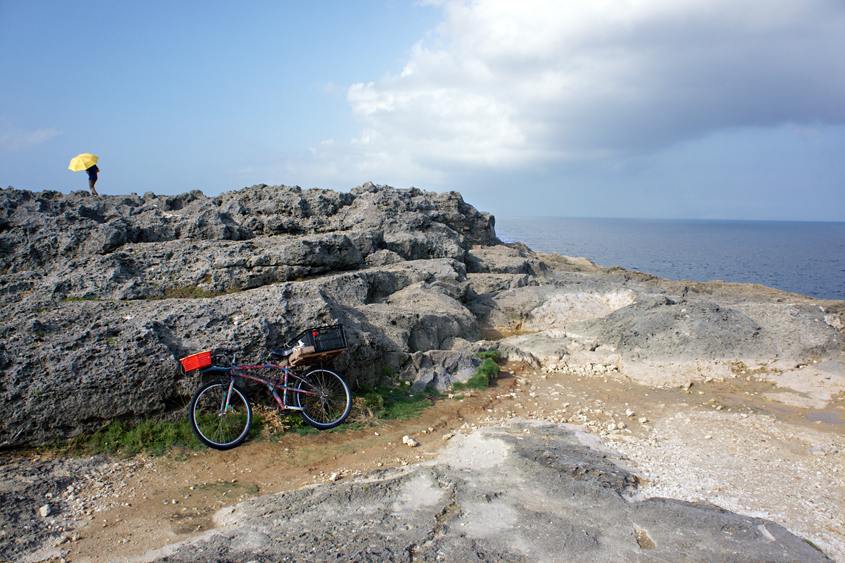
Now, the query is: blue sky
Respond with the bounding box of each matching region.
[2,0,844,221]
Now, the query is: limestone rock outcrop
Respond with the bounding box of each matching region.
[1,183,843,448]
[0,183,499,447]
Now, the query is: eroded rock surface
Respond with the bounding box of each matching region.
[138,421,832,563]
[1,183,844,451]
[0,184,499,446]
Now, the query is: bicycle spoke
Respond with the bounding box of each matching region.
[295,369,351,429]
[190,381,252,450]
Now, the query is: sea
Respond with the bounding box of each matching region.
[495,217,845,301]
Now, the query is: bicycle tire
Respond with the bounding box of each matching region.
[189,379,252,450]
[295,369,351,429]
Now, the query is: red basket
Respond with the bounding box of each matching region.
[180,351,212,371]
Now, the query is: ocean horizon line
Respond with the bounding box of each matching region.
[495,215,845,225]
[494,216,844,300]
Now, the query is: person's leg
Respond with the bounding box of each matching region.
[89,178,98,196]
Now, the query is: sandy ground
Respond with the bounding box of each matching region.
[6,360,844,563]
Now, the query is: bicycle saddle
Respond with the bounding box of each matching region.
[270,346,295,358]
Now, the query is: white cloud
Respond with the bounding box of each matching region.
[270,0,844,220]
[341,0,845,173]
[0,116,62,151]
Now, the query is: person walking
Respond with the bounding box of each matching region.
[86,164,99,195]
[68,153,100,195]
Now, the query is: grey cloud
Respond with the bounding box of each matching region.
[349,0,845,162]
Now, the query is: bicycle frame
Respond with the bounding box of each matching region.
[198,362,321,412]
[187,347,351,449]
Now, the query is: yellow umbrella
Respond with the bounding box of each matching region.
[69,153,99,172]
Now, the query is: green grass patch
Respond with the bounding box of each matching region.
[452,353,501,391]
[66,418,202,457]
[356,384,434,421]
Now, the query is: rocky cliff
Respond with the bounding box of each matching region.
[0,183,504,447]
[1,183,843,449]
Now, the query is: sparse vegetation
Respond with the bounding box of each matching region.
[55,353,501,455]
[65,419,202,457]
[54,382,441,455]
[452,352,501,391]
[354,384,434,422]
[476,350,501,361]
[252,405,305,440]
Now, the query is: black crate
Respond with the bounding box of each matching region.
[287,325,347,353]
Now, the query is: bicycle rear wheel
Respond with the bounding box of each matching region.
[295,369,351,429]
[189,380,252,450]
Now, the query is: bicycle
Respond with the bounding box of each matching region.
[180,325,352,450]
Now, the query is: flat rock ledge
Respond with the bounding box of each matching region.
[138,421,830,563]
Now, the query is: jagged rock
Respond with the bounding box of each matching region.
[465,243,546,275]
[1,182,844,449]
[0,184,501,447]
[401,349,482,392]
[0,183,498,301]
[466,272,535,296]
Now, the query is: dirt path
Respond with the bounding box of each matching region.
[5,362,845,562]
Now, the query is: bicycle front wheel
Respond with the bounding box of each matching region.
[189,380,252,450]
[295,369,351,429]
